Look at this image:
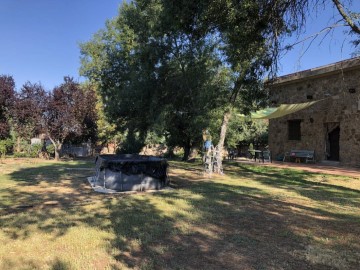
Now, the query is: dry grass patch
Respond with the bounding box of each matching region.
[0,158,359,269]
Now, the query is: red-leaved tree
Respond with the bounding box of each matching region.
[0,75,16,139]
[11,82,48,151]
[44,77,97,160]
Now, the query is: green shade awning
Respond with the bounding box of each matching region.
[239,100,321,119]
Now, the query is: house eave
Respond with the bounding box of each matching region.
[267,57,360,87]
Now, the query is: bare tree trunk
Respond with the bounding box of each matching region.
[48,136,61,161]
[16,137,21,153]
[215,110,232,174]
[54,144,62,161]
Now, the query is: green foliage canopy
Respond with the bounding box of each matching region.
[80,1,232,158]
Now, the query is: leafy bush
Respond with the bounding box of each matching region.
[30,143,43,158]
[46,143,55,157]
[0,141,6,158]
[13,152,29,158]
[0,139,14,158]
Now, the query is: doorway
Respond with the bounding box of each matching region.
[325,123,340,161]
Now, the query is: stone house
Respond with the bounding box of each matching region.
[267,57,360,167]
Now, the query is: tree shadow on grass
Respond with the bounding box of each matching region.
[1,161,114,240]
[105,177,360,269]
[1,160,359,269]
[226,163,360,208]
[2,256,75,270]
[1,162,99,209]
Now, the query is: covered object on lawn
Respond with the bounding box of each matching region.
[94,154,168,192]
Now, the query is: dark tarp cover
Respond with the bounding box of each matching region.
[95,154,168,191]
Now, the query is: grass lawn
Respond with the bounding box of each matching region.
[0,158,359,270]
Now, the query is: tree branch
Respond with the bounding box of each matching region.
[332,0,360,35]
[284,22,345,49]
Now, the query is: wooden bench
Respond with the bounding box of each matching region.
[283,150,315,163]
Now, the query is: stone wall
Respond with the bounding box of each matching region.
[268,65,360,166]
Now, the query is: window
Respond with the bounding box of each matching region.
[288,120,301,140]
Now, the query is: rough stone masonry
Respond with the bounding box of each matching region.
[267,57,360,167]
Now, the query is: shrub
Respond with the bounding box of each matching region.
[30,143,43,158]
[0,141,6,158]
[46,143,55,157]
[13,152,29,158]
[0,139,14,158]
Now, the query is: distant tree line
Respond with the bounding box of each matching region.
[0,73,267,161]
[0,75,98,160]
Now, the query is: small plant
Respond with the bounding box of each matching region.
[13,152,29,158]
[0,139,14,159]
[46,143,55,157]
[0,141,6,159]
[248,143,254,151]
[30,143,43,158]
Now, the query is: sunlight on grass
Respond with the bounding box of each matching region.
[0,158,359,269]
[0,224,116,269]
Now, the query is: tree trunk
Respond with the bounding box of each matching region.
[215,110,232,174]
[48,136,61,161]
[16,137,21,153]
[182,144,191,161]
[182,138,193,161]
[54,146,61,161]
[166,146,175,158]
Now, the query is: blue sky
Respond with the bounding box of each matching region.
[0,0,120,90]
[278,1,360,75]
[0,0,359,91]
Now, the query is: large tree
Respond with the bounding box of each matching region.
[10,82,47,151]
[80,0,291,164]
[95,91,124,153]
[80,0,229,160]
[159,0,360,171]
[44,77,97,160]
[0,75,16,139]
[64,83,98,145]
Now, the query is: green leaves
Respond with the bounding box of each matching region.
[0,138,13,158]
[80,1,230,157]
[79,0,298,157]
